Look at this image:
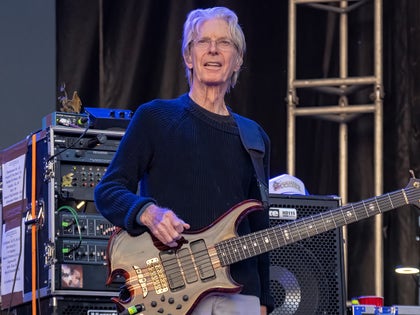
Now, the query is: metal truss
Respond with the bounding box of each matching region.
[287,0,383,297]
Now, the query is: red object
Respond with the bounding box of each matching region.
[358,296,384,307]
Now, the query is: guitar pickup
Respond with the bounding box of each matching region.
[178,248,198,284]
[160,250,185,291]
[190,240,215,281]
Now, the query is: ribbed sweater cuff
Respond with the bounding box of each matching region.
[135,202,155,225]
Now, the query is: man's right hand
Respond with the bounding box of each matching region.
[139,204,190,247]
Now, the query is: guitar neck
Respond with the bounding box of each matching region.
[216,188,411,266]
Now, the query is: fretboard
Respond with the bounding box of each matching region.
[216,187,412,266]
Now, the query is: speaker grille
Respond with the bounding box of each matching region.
[268,194,346,315]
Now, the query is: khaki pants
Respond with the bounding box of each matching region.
[191,294,260,315]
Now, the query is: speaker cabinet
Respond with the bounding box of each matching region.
[268,194,346,315]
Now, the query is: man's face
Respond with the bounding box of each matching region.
[186,18,241,90]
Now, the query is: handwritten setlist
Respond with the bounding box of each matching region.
[1,141,27,305]
[2,155,25,207]
[1,225,24,294]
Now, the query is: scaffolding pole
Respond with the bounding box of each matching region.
[287,0,383,298]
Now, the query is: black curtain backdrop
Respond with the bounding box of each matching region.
[57,0,420,306]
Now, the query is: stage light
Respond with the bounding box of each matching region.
[395,266,420,275]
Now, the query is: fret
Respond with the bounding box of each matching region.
[349,203,360,222]
[281,226,293,244]
[269,227,280,249]
[339,206,348,225]
[319,212,329,232]
[235,238,244,261]
[352,205,360,222]
[220,242,229,265]
[226,240,236,264]
[232,238,242,261]
[321,211,336,230]
[355,203,366,221]
[306,215,319,237]
[216,242,227,265]
[246,234,258,257]
[374,197,382,215]
[343,205,351,224]
[347,205,356,223]
[300,218,311,239]
[241,237,248,259]
[257,231,265,253]
[250,234,260,256]
[357,201,367,219]
[361,200,370,218]
[237,237,247,260]
[287,225,295,244]
[387,193,394,209]
[378,194,391,212]
[315,214,327,233]
[307,216,315,236]
[402,189,409,204]
[369,199,379,215]
[332,205,343,227]
[312,215,321,234]
[303,218,312,238]
[359,199,369,217]
[292,220,302,240]
[328,208,338,229]
[351,204,359,221]
[263,229,273,250]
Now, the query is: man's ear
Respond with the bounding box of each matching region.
[234,57,243,72]
[184,54,193,69]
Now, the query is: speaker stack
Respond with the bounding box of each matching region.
[268,194,346,315]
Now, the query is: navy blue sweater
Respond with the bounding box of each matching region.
[94,93,273,310]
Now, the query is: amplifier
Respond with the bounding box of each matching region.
[10,296,117,315]
[1,126,124,309]
[50,126,125,201]
[84,107,133,130]
[42,112,89,129]
[51,125,124,160]
[268,194,346,315]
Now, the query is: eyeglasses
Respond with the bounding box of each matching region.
[193,38,236,51]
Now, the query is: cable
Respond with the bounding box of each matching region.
[56,205,83,252]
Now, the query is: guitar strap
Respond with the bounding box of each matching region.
[233,113,270,209]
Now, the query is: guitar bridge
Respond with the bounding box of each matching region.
[146,257,169,294]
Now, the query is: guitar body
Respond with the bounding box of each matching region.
[106,200,264,315]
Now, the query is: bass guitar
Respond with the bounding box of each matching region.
[106,178,420,315]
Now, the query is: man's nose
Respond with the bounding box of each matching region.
[209,40,218,52]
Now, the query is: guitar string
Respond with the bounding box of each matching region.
[194,189,409,267]
[118,187,415,295]
[123,247,220,292]
[218,189,410,265]
[133,189,410,278]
